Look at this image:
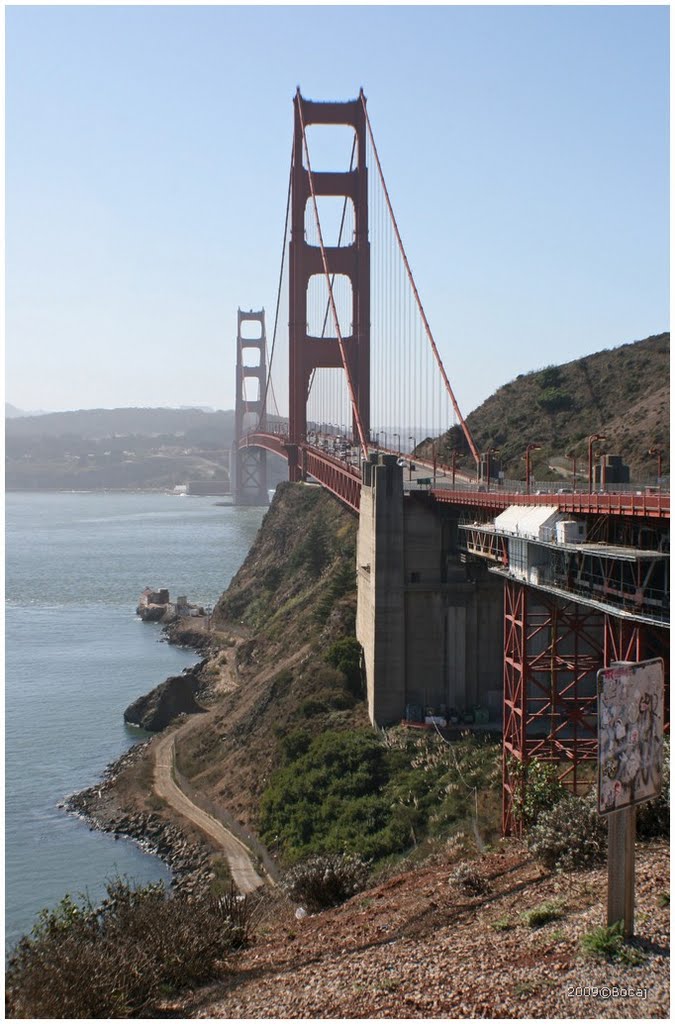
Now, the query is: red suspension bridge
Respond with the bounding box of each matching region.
[233,89,668,520]
[231,90,669,833]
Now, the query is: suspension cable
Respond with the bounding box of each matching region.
[361,94,480,466]
[298,102,369,456]
[257,140,293,431]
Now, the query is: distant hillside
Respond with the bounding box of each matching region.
[5,406,234,441]
[5,403,47,418]
[4,405,287,492]
[432,333,669,480]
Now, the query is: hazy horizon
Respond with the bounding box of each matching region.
[6,6,668,416]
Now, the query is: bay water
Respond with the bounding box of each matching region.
[5,492,265,950]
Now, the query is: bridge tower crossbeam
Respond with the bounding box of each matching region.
[232,308,269,506]
[289,91,370,480]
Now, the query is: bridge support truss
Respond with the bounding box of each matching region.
[502,580,669,834]
[232,309,268,506]
[289,91,370,480]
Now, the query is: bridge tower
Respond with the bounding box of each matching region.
[232,308,268,506]
[288,90,370,480]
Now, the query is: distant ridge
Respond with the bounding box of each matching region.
[433,333,669,479]
[5,406,233,440]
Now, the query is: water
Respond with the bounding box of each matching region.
[5,492,265,950]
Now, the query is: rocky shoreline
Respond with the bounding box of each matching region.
[64,740,216,898]
[63,618,223,899]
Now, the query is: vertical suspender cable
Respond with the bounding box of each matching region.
[258,143,293,431]
[360,95,479,466]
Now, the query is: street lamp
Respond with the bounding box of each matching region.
[524,444,542,495]
[485,448,500,492]
[649,447,663,491]
[588,434,606,494]
[408,435,416,482]
[393,433,401,454]
[451,449,458,489]
[566,451,577,493]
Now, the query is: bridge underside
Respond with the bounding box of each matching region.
[502,581,669,834]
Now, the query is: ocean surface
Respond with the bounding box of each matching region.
[5,491,266,951]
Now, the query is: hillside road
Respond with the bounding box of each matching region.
[153,730,266,895]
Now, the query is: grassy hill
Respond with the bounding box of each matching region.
[432,333,669,481]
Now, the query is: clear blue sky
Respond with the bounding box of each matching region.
[5,4,669,416]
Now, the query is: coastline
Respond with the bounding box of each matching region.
[63,621,220,898]
[64,734,217,898]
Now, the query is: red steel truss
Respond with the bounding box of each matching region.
[503,579,669,834]
[502,580,605,835]
[433,487,669,520]
[241,432,361,513]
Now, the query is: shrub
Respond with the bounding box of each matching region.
[325,637,363,696]
[282,853,370,912]
[529,793,606,871]
[580,922,646,965]
[450,862,491,896]
[523,900,566,928]
[5,879,250,1019]
[536,387,573,413]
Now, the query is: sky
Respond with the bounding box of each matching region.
[5,3,670,417]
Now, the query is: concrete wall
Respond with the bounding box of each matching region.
[356,454,406,725]
[357,456,503,727]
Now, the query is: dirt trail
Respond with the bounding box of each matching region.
[153,729,266,895]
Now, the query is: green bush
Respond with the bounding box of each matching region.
[529,794,606,871]
[537,387,573,413]
[325,637,363,696]
[5,879,250,1019]
[580,922,646,965]
[522,900,566,928]
[282,853,370,912]
[261,729,501,865]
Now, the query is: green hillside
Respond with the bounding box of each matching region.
[433,333,669,481]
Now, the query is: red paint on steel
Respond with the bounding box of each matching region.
[289,91,370,475]
[431,488,670,520]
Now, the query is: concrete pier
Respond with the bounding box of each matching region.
[357,454,503,726]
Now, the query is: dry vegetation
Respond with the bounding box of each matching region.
[427,332,669,479]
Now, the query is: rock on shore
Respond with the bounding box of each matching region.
[65,743,214,897]
[123,662,207,731]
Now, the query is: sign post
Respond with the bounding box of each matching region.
[597,658,664,938]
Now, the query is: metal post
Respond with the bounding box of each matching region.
[451,449,457,489]
[607,806,636,937]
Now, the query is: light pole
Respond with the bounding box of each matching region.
[451,449,457,489]
[485,448,499,492]
[393,433,400,454]
[524,444,542,495]
[649,447,663,491]
[588,434,606,494]
[566,451,577,493]
[432,440,437,486]
[408,435,416,482]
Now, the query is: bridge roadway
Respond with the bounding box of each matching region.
[240,432,670,520]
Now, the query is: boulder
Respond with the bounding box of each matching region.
[124,665,206,731]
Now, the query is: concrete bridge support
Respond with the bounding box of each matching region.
[357,455,503,727]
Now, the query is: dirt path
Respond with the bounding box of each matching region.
[153,729,266,895]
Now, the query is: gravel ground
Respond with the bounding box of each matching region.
[173,840,669,1020]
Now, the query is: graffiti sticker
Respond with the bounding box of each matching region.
[597,659,664,816]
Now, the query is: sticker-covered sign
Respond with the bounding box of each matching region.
[597,658,664,815]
